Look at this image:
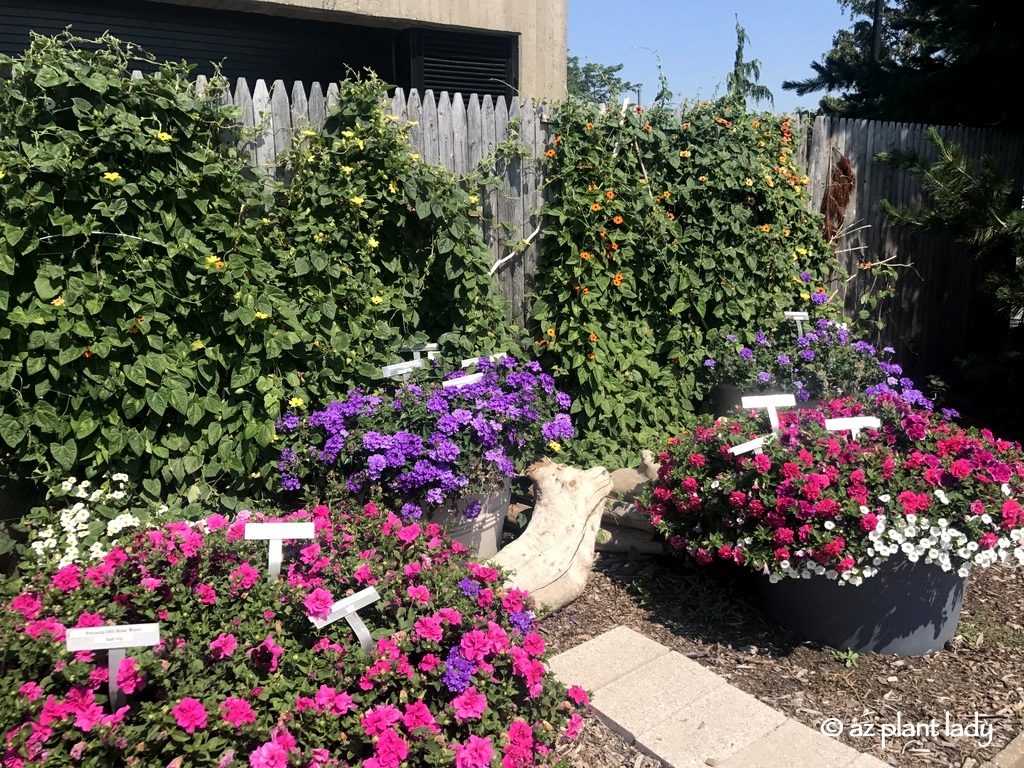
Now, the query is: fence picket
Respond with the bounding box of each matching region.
[451,94,468,176]
[307,82,326,129]
[251,79,275,178]
[233,78,256,165]
[421,90,440,165]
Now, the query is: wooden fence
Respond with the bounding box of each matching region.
[203,76,1024,377]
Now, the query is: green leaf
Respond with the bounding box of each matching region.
[168,387,190,416]
[147,390,168,417]
[50,440,77,470]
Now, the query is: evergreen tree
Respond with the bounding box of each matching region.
[783,0,1024,126]
[566,54,640,103]
[725,20,773,109]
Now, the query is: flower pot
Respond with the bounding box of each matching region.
[756,557,969,655]
[431,480,511,559]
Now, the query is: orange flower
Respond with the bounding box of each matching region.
[599,230,607,239]
[582,287,590,295]
[782,228,791,237]
[760,224,771,233]
[590,203,602,212]
[610,242,619,250]
[752,119,761,128]
[588,332,598,343]
[605,190,615,200]
[587,353,595,360]
[667,212,675,221]
[546,328,556,337]
[580,251,591,261]
[83,349,92,359]
[612,272,624,286]
[612,215,624,225]
[215,259,225,269]
[663,191,671,199]
[715,116,732,127]
[681,122,690,130]
[815,286,827,294]
[644,124,653,132]
[588,183,598,191]
[554,135,563,143]
[859,261,873,270]
[545,149,556,158]
[585,122,594,131]
[679,149,691,158]
[698,175,708,182]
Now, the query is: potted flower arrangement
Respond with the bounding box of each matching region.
[0,502,585,765]
[276,357,574,557]
[638,394,1024,654]
[702,319,937,414]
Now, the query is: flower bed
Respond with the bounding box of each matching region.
[0,502,584,766]
[276,357,574,522]
[639,395,1024,584]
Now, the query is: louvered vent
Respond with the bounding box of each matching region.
[416,29,517,99]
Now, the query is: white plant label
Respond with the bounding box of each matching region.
[784,310,810,338]
[309,586,381,653]
[381,359,426,380]
[66,623,160,711]
[741,393,796,433]
[825,416,881,441]
[244,522,315,581]
[400,342,440,361]
[442,372,483,389]
[729,437,766,456]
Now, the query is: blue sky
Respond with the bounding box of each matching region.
[567,0,854,113]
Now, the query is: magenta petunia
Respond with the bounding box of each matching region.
[209,632,238,660]
[454,734,493,768]
[451,686,487,722]
[302,588,334,620]
[220,697,256,727]
[171,697,207,733]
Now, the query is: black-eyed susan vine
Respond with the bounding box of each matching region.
[532,98,838,466]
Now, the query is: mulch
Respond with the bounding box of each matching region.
[543,553,1024,768]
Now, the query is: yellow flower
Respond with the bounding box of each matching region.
[350,196,364,206]
[367,236,379,248]
[340,166,354,175]
[261,217,271,225]
[698,175,708,182]
[800,291,811,301]
[205,256,218,266]
[289,397,305,409]
[410,153,421,162]
[760,224,771,233]
[341,130,355,138]
[51,296,65,307]
[546,328,556,337]
[389,180,399,194]
[679,150,691,158]
[796,246,808,255]
[102,171,122,182]
[745,178,754,186]
[254,311,270,320]
[191,339,205,351]
[302,130,316,138]
[0,168,6,180]
[370,295,383,305]
[547,440,562,453]
[468,194,479,205]
[155,131,172,142]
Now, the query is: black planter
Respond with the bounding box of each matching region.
[703,383,819,418]
[756,558,969,655]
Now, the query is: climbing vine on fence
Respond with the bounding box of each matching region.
[532,98,837,466]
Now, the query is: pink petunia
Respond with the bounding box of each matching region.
[397,523,422,544]
[361,704,401,737]
[230,562,260,591]
[979,532,999,549]
[209,633,238,660]
[195,583,217,605]
[406,585,431,605]
[249,741,289,768]
[115,657,145,695]
[454,734,493,768]
[303,588,335,620]
[451,687,487,722]
[51,564,81,592]
[414,615,444,643]
[563,712,584,739]
[10,593,42,620]
[403,700,439,733]
[566,685,590,706]
[522,632,545,657]
[220,697,257,727]
[18,682,42,702]
[171,697,207,733]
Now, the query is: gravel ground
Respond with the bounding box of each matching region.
[543,553,1024,768]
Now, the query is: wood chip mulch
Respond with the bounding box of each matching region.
[544,554,1024,768]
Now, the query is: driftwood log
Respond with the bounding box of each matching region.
[491,458,612,612]
[597,498,664,554]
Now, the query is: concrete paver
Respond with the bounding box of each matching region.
[547,624,670,692]
[550,626,893,768]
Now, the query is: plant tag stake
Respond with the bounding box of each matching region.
[381,359,427,381]
[784,310,810,338]
[741,394,796,433]
[244,522,315,581]
[825,416,881,441]
[729,436,766,456]
[309,586,380,652]
[66,623,160,711]
[400,342,440,361]
[442,372,483,389]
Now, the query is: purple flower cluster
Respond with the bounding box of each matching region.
[442,646,477,693]
[277,356,574,520]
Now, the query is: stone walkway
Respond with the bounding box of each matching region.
[549,626,889,768]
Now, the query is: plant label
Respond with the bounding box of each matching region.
[66,623,160,711]
[825,416,881,441]
[784,310,810,337]
[442,372,483,389]
[309,586,381,653]
[244,522,315,581]
[741,393,796,433]
[729,436,766,456]
[381,358,427,380]
[460,352,507,369]
[400,342,440,361]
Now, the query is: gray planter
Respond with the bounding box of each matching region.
[431,480,511,559]
[756,557,969,655]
